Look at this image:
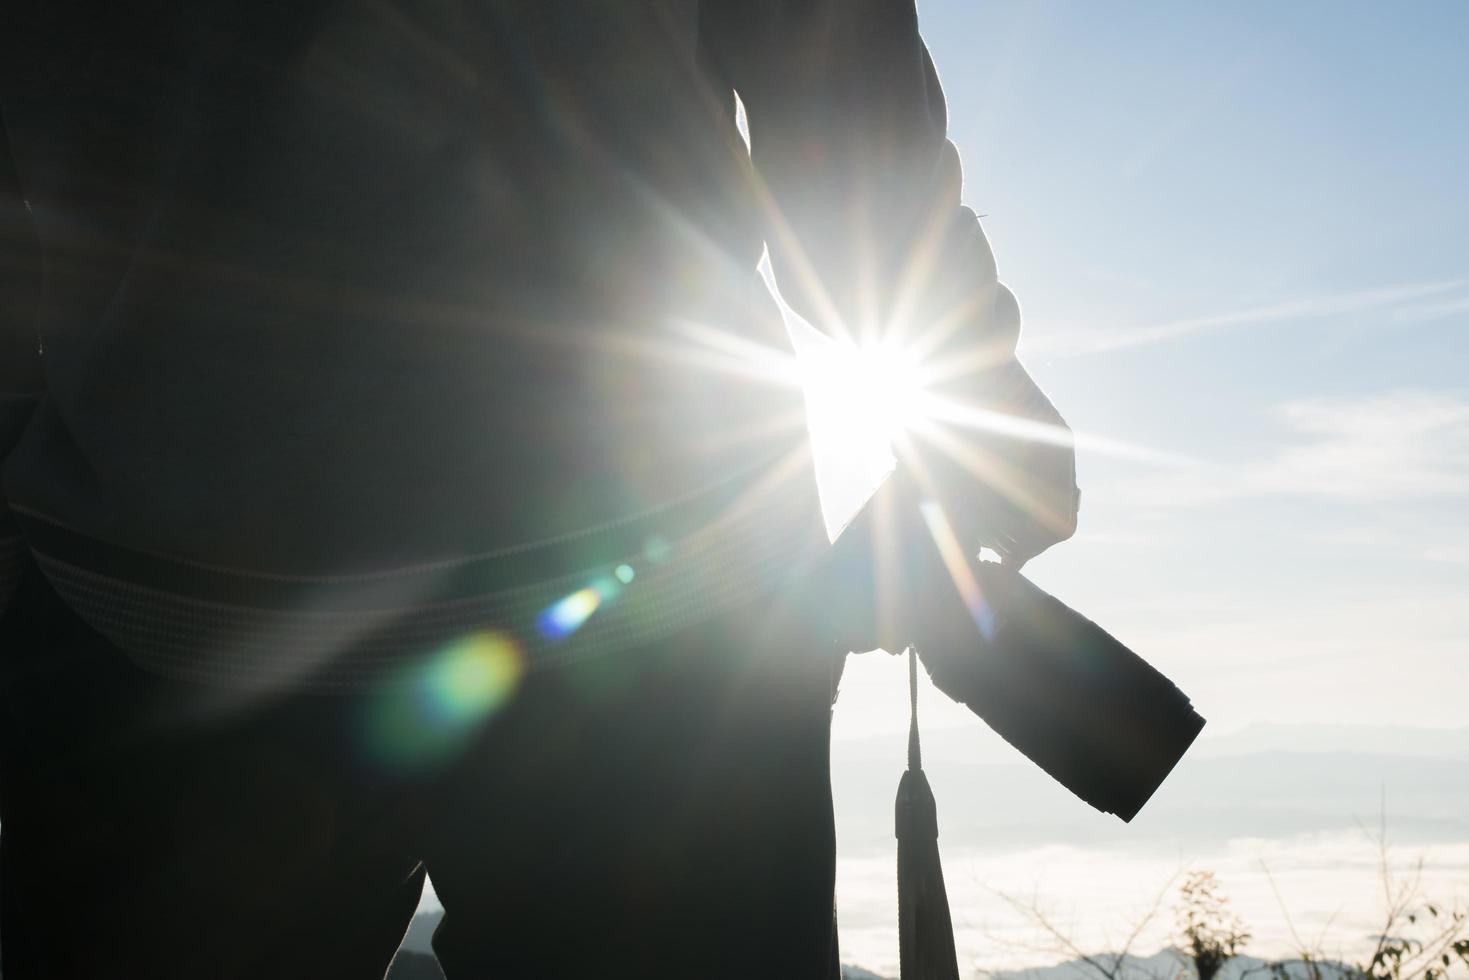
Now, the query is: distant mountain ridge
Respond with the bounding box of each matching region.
[829,722,1469,853]
[386,949,445,980]
[1189,723,1469,761]
[384,943,1367,980]
[833,722,1469,771]
[984,946,1357,980]
[390,911,906,980]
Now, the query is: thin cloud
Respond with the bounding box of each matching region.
[1120,389,1469,506]
[1423,544,1469,565]
[1391,293,1469,324]
[1029,280,1466,357]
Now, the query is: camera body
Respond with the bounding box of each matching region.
[822,356,1203,821]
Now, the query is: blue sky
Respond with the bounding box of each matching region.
[830,0,1469,737]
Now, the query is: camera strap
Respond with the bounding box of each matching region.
[895,646,961,980]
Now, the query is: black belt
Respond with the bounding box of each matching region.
[12,454,831,692]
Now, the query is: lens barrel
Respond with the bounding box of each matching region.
[917,560,1204,822]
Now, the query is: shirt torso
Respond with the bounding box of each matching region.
[0,0,804,572]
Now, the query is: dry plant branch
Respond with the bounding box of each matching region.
[987,872,1184,980]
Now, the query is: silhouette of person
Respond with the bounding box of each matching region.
[0,2,1072,978]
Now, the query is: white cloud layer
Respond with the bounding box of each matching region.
[837,835,1469,977]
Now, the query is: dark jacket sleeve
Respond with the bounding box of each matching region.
[703,0,1018,362]
[1,113,44,517]
[705,0,1076,562]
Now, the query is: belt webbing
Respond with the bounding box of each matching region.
[13,456,832,692]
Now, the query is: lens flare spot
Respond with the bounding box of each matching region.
[362,632,524,772]
[614,563,636,584]
[427,633,524,723]
[642,534,672,565]
[538,587,603,640]
[537,572,630,642]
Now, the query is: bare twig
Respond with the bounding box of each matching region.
[990,872,1182,980]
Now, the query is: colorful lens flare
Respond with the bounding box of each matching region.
[426,632,524,724]
[538,587,602,639]
[361,631,524,772]
[536,574,626,641]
